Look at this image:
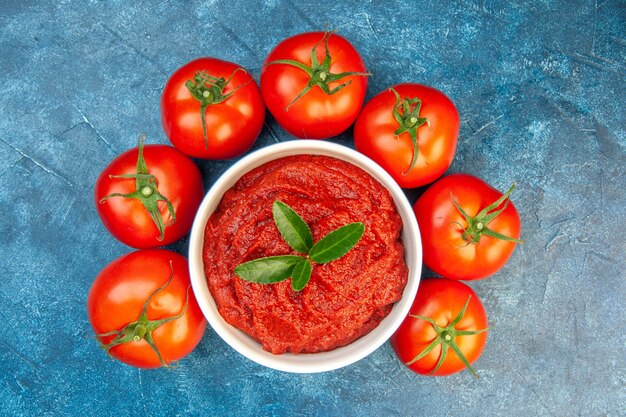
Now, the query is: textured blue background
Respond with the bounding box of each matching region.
[0,1,624,416]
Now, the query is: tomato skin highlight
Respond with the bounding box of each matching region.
[94,144,204,249]
[414,174,521,280]
[354,83,459,188]
[261,31,368,139]
[87,250,207,368]
[161,57,265,159]
[391,278,488,376]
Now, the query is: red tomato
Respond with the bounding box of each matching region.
[87,250,207,368]
[161,58,265,159]
[94,137,204,249]
[391,278,488,377]
[354,83,459,188]
[261,31,368,139]
[414,174,522,280]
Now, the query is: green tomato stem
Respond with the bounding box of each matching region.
[389,87,429,175]
[95,262,190,367]
[99,135,177,241]
[185,68,251,149]
[406,296,489,378]
[265,31,370,110]
[450,182,524,245]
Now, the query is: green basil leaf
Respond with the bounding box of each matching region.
[234,255,302,284]
[291,258,312,291]
[272,200,313,254]
[309,222,365,264]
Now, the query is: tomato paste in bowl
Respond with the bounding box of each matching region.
[189,140,421,373]
[204,154,408,354]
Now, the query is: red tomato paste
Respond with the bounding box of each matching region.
[203,155,407,354]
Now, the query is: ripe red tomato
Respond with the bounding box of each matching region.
[261,31,368,139]
[161,57,265,159]
[414,174,522,280]
[354,83,459,188]
[94,137,204,249]
[87,250,207,368]
[391,278,488,377]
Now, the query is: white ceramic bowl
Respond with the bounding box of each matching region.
[189,140,421,373]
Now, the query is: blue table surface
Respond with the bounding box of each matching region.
[1,1,624,416]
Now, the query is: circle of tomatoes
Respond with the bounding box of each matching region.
[261,31,368,139]
[161,57,265,159]
[391,278,488,377]
[87,249,207,368]
[354,83,459,188]
[94,138,204,249]
[414,173,522,280]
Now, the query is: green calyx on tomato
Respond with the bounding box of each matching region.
[95,261,189,367]
[185,68,250,148]
[451,182,524,245]
[265,31,370,111]
[407,296,488,378]
[99,136,176,241]
[389,88,430,175]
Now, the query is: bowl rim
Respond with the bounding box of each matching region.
[188,140,421,373]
